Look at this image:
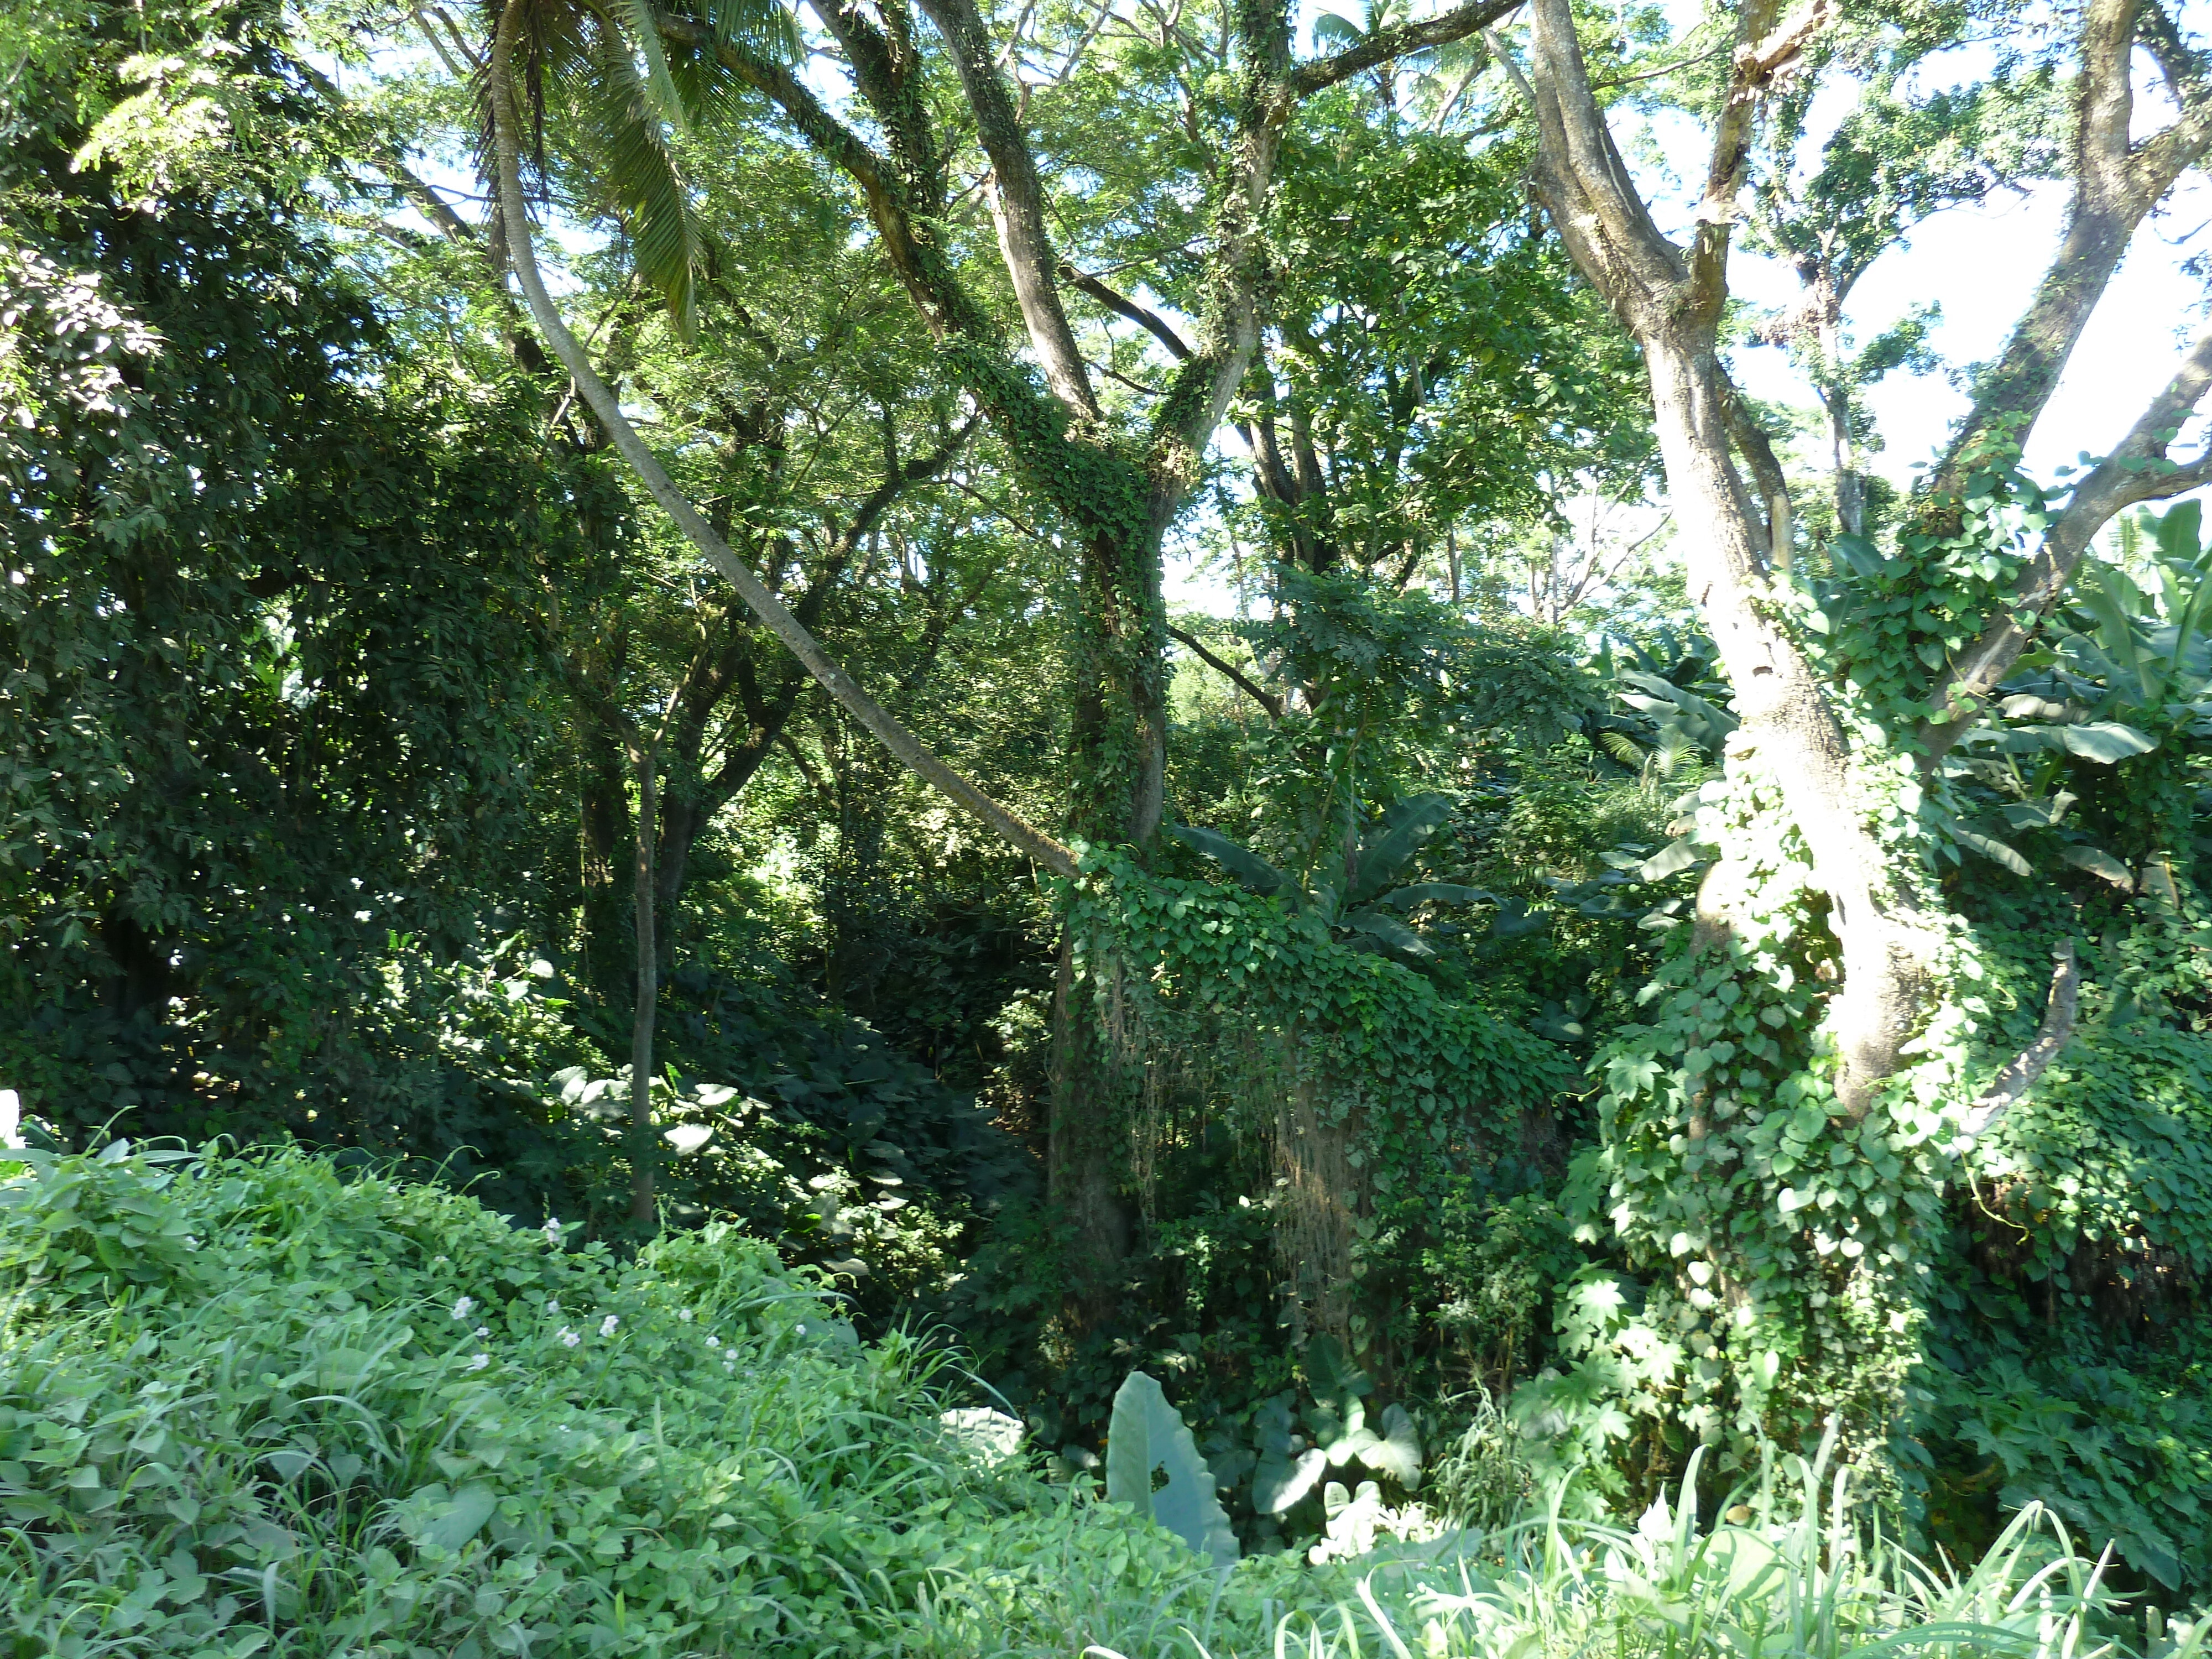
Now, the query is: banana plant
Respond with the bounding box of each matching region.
[1170,792,1535,961]
[1947,502,2208,886]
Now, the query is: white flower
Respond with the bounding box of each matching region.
[474,1326,490,1339]
[451,1296,476,1321]
[463,1353,489,1373]
[598,1314,619,1337]
[795,1323,807,1336]
[545,1300,560,1314]
[705,1334,719,1350]
[677,1308,693,1323]
[542,1217,562,1245]
[559,1327,580,1348]
[181,1235,200,1252]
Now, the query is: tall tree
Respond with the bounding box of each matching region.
[474,0,1529,1279]
[1491,0,2212,1454]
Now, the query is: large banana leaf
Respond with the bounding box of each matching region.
[1168,821,1291,897]
[1347,792,1452,905]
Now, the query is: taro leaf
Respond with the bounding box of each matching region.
[1205,1443,1256,1492]
[416,1483,498,1554]
[1305,1333,1371,1407]
[1253,1445,1327,1515]
[1954,827,2032,876]
[2060,844,2135,889]
[1490,898,1551,939]
[1104,1371,1239,1565]
[2058,721,2158,763]
[1168,823,1290,897]
[1357,1404,1423,1489]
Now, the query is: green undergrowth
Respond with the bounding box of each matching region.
[1,1144,2199,1659]
[0,1143,1317,1656]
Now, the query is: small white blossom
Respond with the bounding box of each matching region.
[474,1326,490,1339]
[451,1296,476,1321]
[795,1323,807,1336]
[705,1334,720,1350]
[463,1353,489,1373]
[559,1327,580,1348]
[598,1314,619,1337]
[677,1308,693,1323]
[542,1217,562,1246]
[545,1299,560,1314]
[181,1235,200,1252]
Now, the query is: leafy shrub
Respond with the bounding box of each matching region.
[0,1142,1297,1656]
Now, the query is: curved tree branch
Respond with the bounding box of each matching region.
[1958,940,2080,1140]
[1167,625,1283,717]
[916,0,1099,419]
[489,0,1077,879]
[1919,327,2212,760]
[1288,0,1523,97]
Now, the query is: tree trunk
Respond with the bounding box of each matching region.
[627,743,659,1228]
[1047,937,1135,1295]
[1046,523,1171,1313]
[578,731,632,1003]
[1822,382,1865,539]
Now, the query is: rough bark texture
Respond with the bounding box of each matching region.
[1512,0,1940,1114]
[1507,0,2212,1113]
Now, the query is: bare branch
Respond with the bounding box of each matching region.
[1724,386,1793,571]
[491,0,1078,880]
[1958,941,2080,1140]
[1061,265,1194,359]
[1167,625,1284,716]
[1288,0,1524,98]
[917,0,1099,419]
[1932,0,2212,500]
[1921,327,2212,759]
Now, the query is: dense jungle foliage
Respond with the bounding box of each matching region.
[7,0,2212,1645]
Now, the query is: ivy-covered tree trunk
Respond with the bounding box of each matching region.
[1504,0,2212,1468]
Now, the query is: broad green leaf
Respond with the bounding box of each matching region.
[2060,843,2133,888]
[1103,1371,1238,1566]
[1168,822,1289,896]
[2057,721,2157,763]
[1953,827,2032,876]
[1357,1403,1422,1488]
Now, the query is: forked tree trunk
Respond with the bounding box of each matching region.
[1506,0,1943,1112]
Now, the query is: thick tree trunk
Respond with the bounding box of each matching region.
[1046,524,1170,1311]
[1047,937,1135,1297]
[1639,341,1938,1112]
